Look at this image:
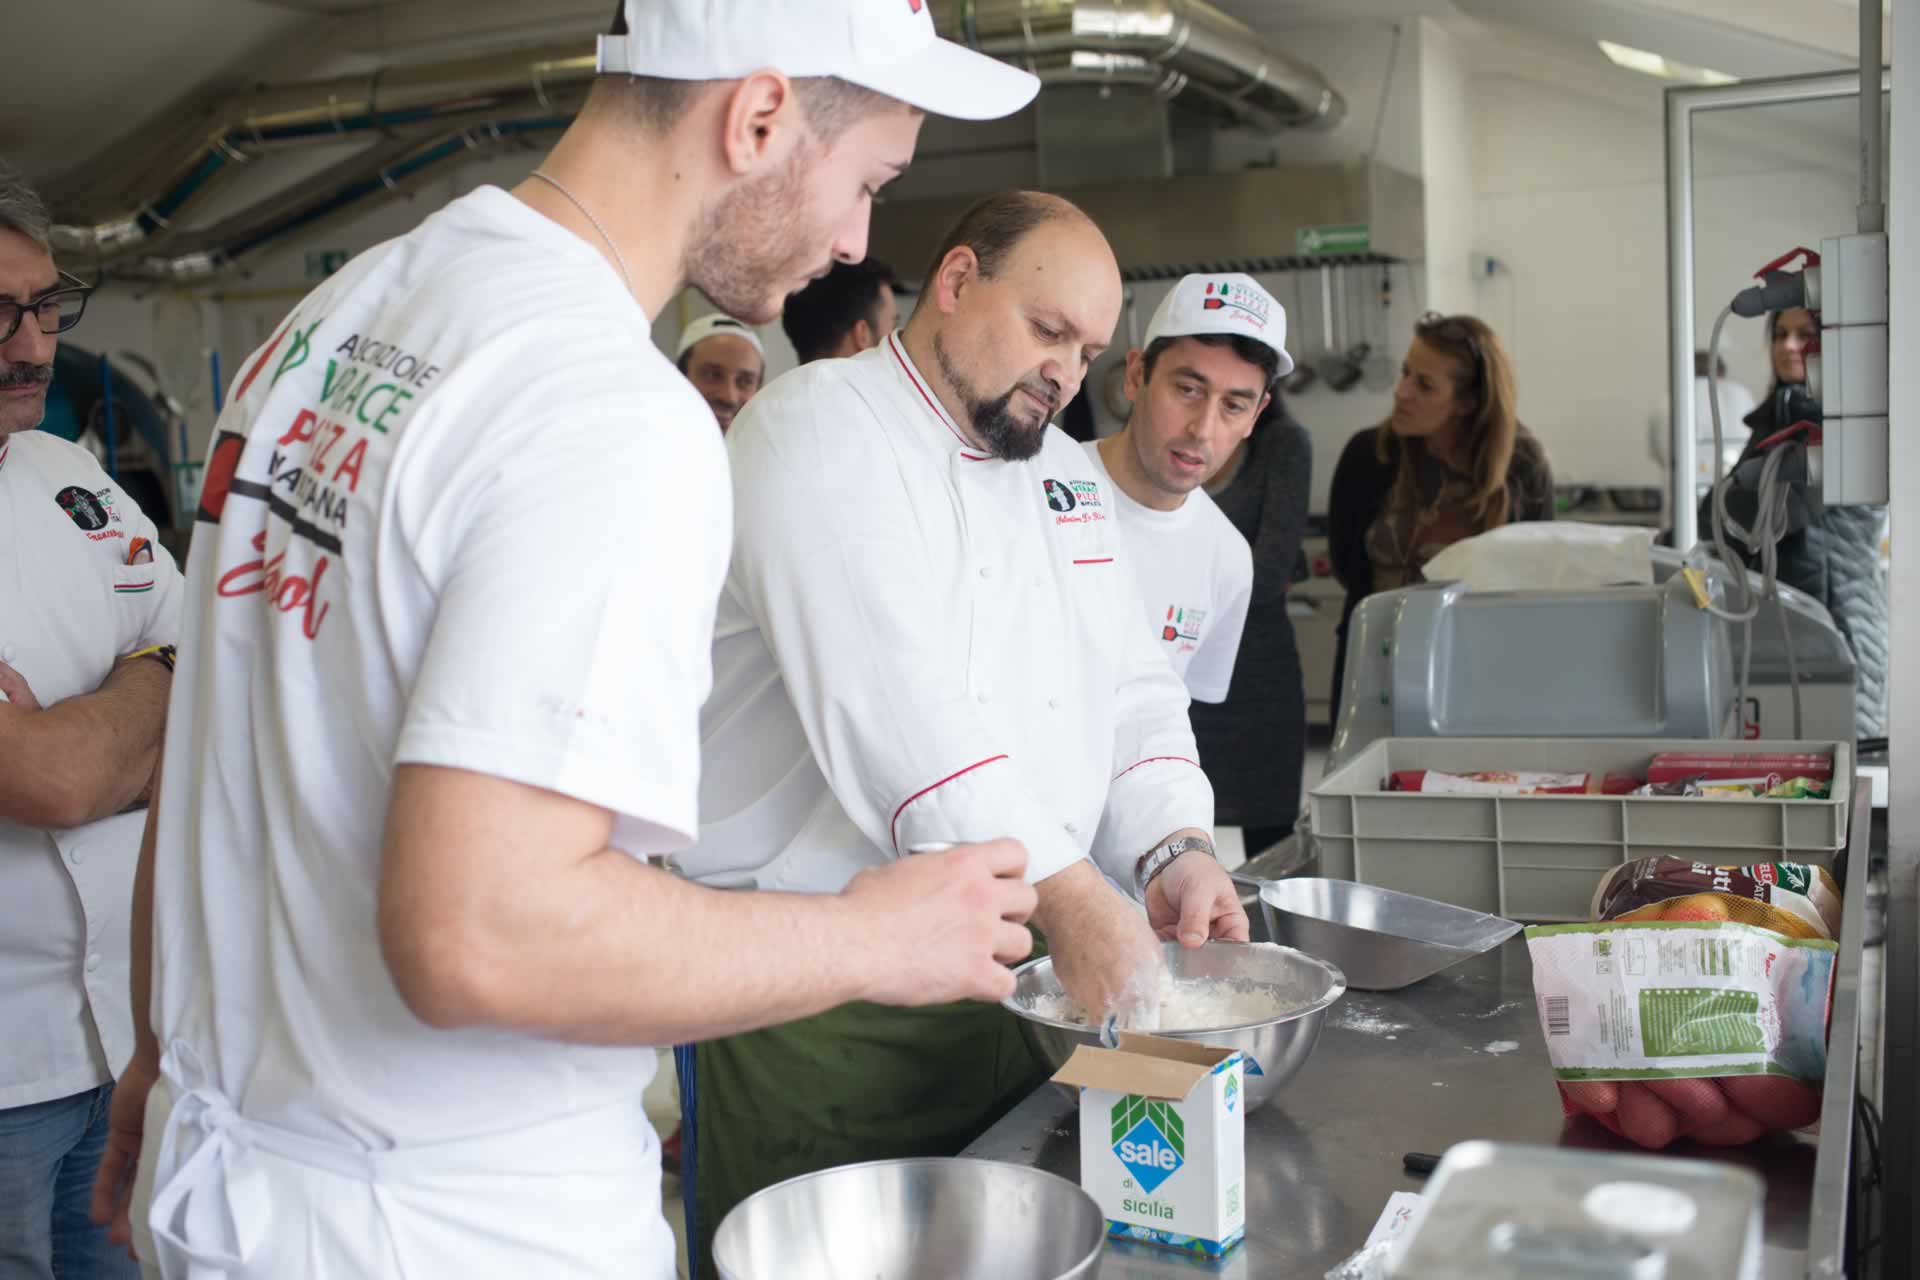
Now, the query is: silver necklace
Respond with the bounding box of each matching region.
[530,170,634,297]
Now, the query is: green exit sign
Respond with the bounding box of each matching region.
[305,250,350,280]
[1296,224,1370,256]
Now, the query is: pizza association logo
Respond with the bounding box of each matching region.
[1043,478,1076,512]
[1162,604,1206,645]
[55,485,112,532]
[1201,280,1271,331]
[908,0,924,10]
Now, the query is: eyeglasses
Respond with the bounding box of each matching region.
[0,270,93,344]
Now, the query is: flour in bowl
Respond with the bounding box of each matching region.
[1024,973,1304,1032]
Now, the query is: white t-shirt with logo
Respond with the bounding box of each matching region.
[1083,439,1253,703]
[153,187,731,1156]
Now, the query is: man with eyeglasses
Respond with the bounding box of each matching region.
[0,159,183,1280]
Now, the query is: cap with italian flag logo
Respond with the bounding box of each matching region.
[598,0,1039,122]
[1141,272,1294,380]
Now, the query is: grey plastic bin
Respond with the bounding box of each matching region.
[1307,738,1851,921]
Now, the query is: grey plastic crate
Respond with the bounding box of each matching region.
[1307,738,1851,921]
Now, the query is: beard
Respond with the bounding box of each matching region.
[930,333,1058,462]
[685,143,830,326]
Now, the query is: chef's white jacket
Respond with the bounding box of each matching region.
[688,333,1212,895]
[0,428,182,1110]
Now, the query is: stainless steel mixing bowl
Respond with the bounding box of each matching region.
[712,1157,1104,1280]
[1254,877,1521,991]
[1002,940,1347,1111]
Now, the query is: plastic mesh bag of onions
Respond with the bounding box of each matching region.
[1525,856,1840,1149]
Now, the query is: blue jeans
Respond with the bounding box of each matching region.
[0,1084,140,1280]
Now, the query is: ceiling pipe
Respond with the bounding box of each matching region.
[933,0,1346,132]
[52,44,595,259]
[104,117,571,284]
[58,0,1343,276]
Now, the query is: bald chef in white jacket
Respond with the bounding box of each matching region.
[681,190,1250,1269]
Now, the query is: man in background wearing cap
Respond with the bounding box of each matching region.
[90,3,1042,1278]
[781,258,899,363]
[1086,273,1288,704]
[675,313,764,432]
[683,192,1249,1273]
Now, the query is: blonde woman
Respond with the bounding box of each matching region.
[1326,312,1554,720]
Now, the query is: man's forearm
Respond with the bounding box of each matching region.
[388,851,897,1047]
[127,763,162,1068]
[1032,859,1109,936]
[0,658,170,829]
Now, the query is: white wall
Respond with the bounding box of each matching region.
[1418,18,1478,317]
[1469,56,1860,490]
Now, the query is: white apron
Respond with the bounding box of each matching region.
[134,1044,675,1280]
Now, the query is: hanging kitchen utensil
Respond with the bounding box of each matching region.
[1340,266,1374,371]
[1282,271,1319,394]
[1361,268,1395,391]
[1318,264,1364,392]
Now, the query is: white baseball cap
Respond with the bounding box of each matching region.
[1141,273,1295,381]
[599,0,1040,123]
[675,312,766,360]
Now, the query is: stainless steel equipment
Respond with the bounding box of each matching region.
[1387,1142,1764,1279]
[1327,545,1857,779]
[1248,877,1520,990]
[1003,941,1345,1111]
[711,1158,1104,1280]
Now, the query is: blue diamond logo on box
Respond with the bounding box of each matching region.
[1112,1096,1185,1194]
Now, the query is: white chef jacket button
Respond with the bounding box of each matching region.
[1048,697,1061,711]
[979,566,993,579]
[85,952,102,973]
[976,691,990,704]
[1065,821,1080,835]
[68,845,83,865]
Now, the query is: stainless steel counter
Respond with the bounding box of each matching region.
[964,786,1877,1279]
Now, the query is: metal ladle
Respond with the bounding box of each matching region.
[1317,265,1364,392]
[1282,271,1319,395]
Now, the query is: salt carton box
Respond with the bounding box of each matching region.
[1051,1032,1246,1258]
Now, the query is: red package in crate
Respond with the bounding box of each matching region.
[1388,770,1639,796]
[1644,751,1832,786]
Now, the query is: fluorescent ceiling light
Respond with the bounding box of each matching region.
[1598,39,1738,85]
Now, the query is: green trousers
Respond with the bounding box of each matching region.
[690,997,1048,1279]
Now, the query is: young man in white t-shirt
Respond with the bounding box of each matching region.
[1088,273,1291,701]
[88,5,1044,1278]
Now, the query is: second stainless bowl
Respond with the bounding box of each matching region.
[1002,940,1346,1111]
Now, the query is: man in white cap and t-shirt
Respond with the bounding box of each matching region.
[674,312,764,432]
[1086,273,1289,703]
[87,3,1042,1278]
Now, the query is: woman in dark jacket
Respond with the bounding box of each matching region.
[1699,307,1888,738]
[1188,394,1313,855]
[1327,313,1554,725]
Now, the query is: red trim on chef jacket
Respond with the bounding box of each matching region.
[1072,558,1114,565]
[887,334,990,461]
[1113,755,1202,782]
[233,317,296,403]
[890,754,1011,853]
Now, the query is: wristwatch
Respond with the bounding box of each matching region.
[1135,834,1214,897]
